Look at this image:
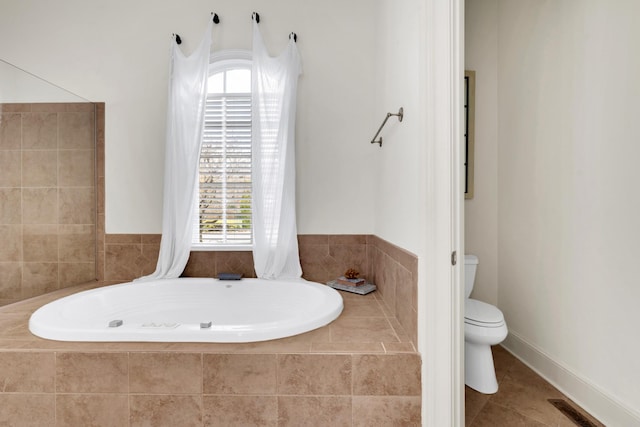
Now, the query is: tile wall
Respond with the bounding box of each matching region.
[102,234,418,344]
[0,103,97,307]
[367,235,418,345]
[0,279,421,426]
[0,103,422,425]
[89,103,418,342]
[0,101,417,345]
[0,349,421,426]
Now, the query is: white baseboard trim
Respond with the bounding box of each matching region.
[502,332,640,427]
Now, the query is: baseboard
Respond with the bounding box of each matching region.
[502,332,640,427]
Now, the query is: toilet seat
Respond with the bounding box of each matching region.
[465,299,505,328]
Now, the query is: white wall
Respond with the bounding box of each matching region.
[0,0,377,234]
[373,0,427,256]
[376,1,464,425]
[0,60,86,102]
[466,0,640,423]
[1,2,453,423]
[464,0,499,305]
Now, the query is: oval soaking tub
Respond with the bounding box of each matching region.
[29,278,343,343]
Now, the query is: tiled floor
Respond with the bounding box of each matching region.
[4,282,608,426]
[466,345,605,426]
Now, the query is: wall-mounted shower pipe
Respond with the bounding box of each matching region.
[174,12,220,45]
[370,107,404,147]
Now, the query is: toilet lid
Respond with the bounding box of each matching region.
[465,299,505,326]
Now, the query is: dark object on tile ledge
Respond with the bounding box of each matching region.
[218,273,243,280]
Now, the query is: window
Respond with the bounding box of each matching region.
[192,51,252,249]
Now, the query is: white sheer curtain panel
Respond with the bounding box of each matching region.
[251,21,303,279]
[138,20,213,281]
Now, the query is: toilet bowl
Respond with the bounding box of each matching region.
[464,255,508,394]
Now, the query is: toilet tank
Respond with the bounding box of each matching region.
[464,255,478,298]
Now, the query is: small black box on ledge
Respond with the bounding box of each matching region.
[218,273,243,280]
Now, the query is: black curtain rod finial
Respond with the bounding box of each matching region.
[289,32,297,42]
[252,12,260,23]
[173,33,182,45]
[211,12,220,24]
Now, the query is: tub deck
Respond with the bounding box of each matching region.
[2,280,415,353]
[0,281,421,426]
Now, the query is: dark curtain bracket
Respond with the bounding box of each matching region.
[174,14,295,46]
[174,13,218,46]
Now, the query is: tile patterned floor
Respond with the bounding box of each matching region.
[465,345,605,426]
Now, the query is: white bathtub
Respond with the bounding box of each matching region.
[28,278,343,343]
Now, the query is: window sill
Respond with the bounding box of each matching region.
[190,244,253,252]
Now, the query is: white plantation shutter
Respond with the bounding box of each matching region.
[192,56,252,247]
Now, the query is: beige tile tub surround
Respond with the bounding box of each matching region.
[0,103,99,308]
[367,235,418,345]
[0,283,421,426]
[0,101,421,425]
[101,234,418,344]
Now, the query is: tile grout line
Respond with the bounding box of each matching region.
[126,351,131,427]
[53,350,57,426]
[350,354,355,426]
[275,353,280,425]
[200,352,204,427]
[56,113,60,292]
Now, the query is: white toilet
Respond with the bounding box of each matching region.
[464,255,508,394]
